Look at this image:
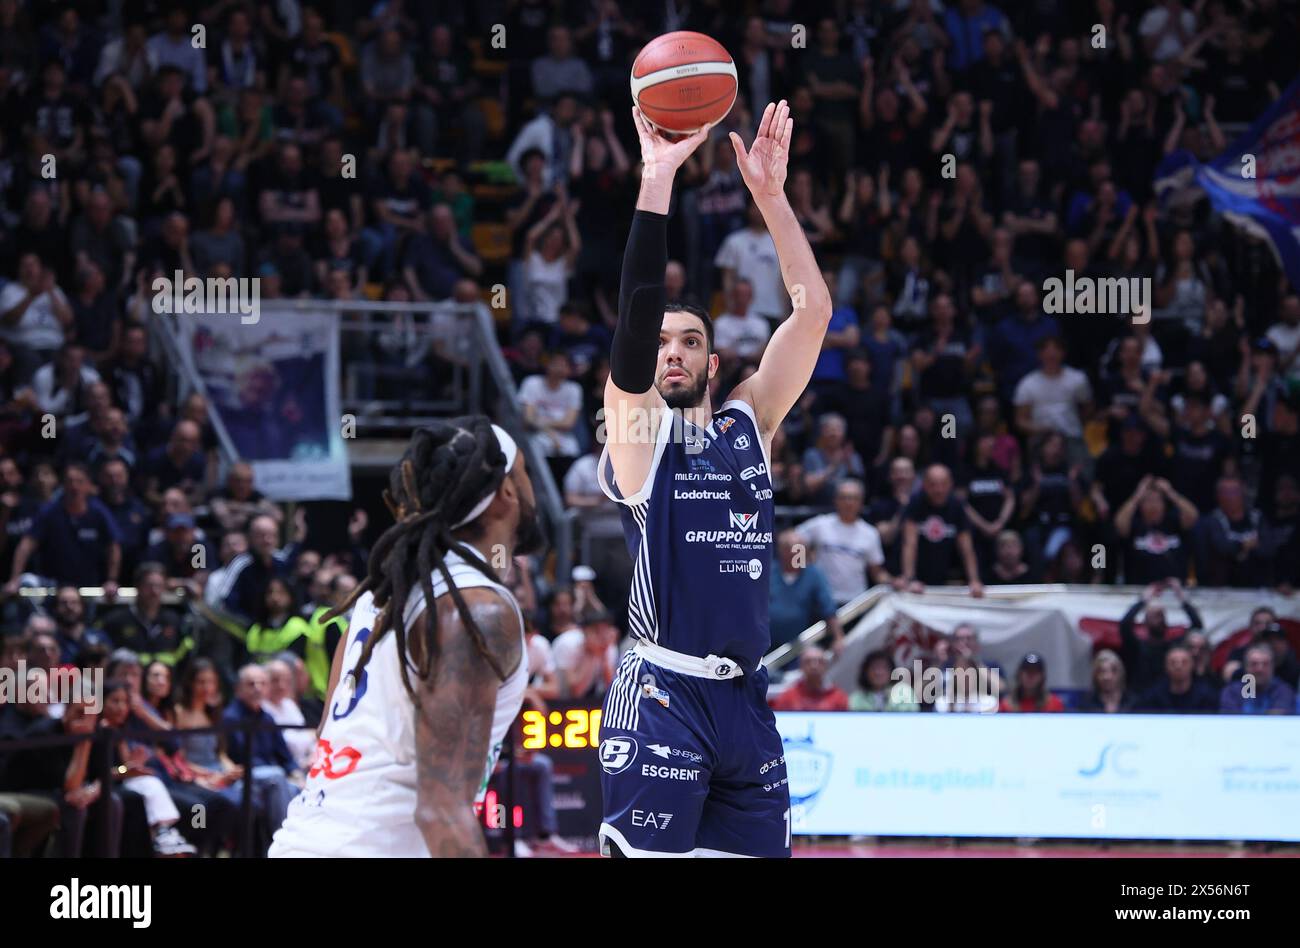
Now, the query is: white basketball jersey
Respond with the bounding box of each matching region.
[268,549,527,857]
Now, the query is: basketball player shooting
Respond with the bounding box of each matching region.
[268,417,543,857]
[597,100,832,857]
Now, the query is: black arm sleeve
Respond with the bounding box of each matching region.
[610,209,668,394]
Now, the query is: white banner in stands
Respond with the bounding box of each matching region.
[177,311,351,501]
[776,711,1300,841]
[830,587,1300,692]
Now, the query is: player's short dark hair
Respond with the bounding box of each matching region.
[665,301,714,355]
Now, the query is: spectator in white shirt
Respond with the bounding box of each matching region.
[264,657,315,768]
[564,443,621,537]
[521,189,581,328]
[148,6,208,92]
[551,609,618,699]
[797,478,891,606]
[506,95,579,189]
[1138,0,1198,63]
[1013,336,1094,463]
[713,278,770,364]
[714,201,786,324]
[519,351,583,458]
[0,253,74,375]
[31,344,101,420]
[1266,294,1300,383]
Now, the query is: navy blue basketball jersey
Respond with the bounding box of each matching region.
[598,399,774,672]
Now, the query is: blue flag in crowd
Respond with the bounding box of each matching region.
[1156,77,1300,288]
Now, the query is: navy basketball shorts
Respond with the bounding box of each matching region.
[597,650,792,858]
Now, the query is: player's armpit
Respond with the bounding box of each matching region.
[411,588,523,857]
[603,375,669,501]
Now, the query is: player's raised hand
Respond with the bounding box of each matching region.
[632,106,711,175]
[730,100,792,199]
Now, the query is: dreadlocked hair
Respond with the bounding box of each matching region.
[326,416,512,707]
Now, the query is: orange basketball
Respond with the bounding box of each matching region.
[630,31,738,134]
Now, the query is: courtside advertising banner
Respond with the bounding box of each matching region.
[776,711,1300,841]
[177,310,351,501]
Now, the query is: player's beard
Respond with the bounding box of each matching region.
[513,496,546,557]
[659,367,708,410]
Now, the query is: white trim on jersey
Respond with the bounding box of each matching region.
[718,398,772,477]
[599,822,695,858]
[597,406,676,507]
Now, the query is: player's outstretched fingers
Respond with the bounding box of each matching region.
[756,101,775,140]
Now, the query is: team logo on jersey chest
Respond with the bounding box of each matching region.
[729,510,759,531]
[733,434,751,450]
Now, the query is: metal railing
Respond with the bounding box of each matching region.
[147,299,572,582]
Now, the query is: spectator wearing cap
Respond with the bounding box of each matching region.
[796,480,890,608]
[999,653,1063,712]
[4,462,121,596]
[552,608,617,699]
[1090,413,1167,525]
[1238,337,1289,436]
[769,529,843,652]
[1233,620,1299,691]
[1137,644,1219,714]
[1221,607,1284,683]
[850,650,919,711]
[770,647,849,711]
[1077,649,1137,713]
[1219,643,1296,715]
[144,512,214,589]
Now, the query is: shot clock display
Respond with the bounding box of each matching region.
[521,707,602,750]
[483,701,606,844]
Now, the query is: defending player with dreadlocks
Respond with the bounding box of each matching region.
[268,416,543,857]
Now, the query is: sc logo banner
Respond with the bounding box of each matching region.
[599,737,639,775]
[331,626,373,720]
